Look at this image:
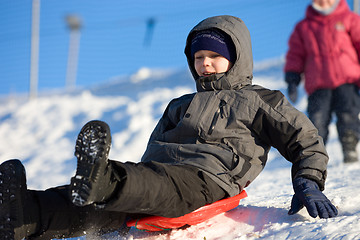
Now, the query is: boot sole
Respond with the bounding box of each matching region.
[0,159,26,240]
[70,120,111,207]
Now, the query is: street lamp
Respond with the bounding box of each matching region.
[355,0,360,14]
[65,14,82,91]
[29,0,40,100]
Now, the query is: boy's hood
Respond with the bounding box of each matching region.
[184,15,253,92]
[306,0,349,20]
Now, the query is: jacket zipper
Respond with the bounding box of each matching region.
[208,100,226,135]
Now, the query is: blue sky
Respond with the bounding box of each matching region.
[0,0,356,95]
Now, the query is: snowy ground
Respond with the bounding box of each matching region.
[0,58,359,239]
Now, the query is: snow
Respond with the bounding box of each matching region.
[0,58,359,240]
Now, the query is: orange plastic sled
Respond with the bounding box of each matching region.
[126,190,247,232]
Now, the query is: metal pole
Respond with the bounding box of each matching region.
[29,0,40,100]
[65,15,82,91]
[355,0,360,14]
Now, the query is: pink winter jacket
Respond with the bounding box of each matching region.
[284,0,360,95]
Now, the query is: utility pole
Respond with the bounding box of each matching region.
[143,17,156,47]
[29,0,40,100]
[65,15,82,91]
[355,0,360,14]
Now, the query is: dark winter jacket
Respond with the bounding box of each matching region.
[284,0,360,95]
[141,15,329,196]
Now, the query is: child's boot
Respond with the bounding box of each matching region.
[70,120,117,207]
[0,159,40,240]
[341,130,359,163]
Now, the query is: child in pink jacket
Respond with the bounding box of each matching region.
[284,0,360,163]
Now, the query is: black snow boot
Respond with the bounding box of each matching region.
[341,130,359,163]
[70,120,117,207]
[0,159,39,240]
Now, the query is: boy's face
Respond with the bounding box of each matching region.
[194,50,233,77]
[312,0,337,9]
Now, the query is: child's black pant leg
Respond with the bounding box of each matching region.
[333,84,360,162]
[333,84,360,140]
[29,185,127,239]
[307,84,359,162]
[307,88,333,143]
[104,161,227,218]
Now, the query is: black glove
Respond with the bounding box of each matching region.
[288,177,338,219]
[287,83,298,103]
[285,72,301,103]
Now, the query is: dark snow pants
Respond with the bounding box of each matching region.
[28,161,226,239]
[307,83,360,144]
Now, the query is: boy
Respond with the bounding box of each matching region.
[284,0,360,163]
[0,15,337,240]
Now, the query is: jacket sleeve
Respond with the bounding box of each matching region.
[349,13,360,63]
[251,89,328,190]
[284,24,306,74]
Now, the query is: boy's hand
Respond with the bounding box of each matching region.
[287,83,298,103]
[285,72,300,103]
[288,177,338,219]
